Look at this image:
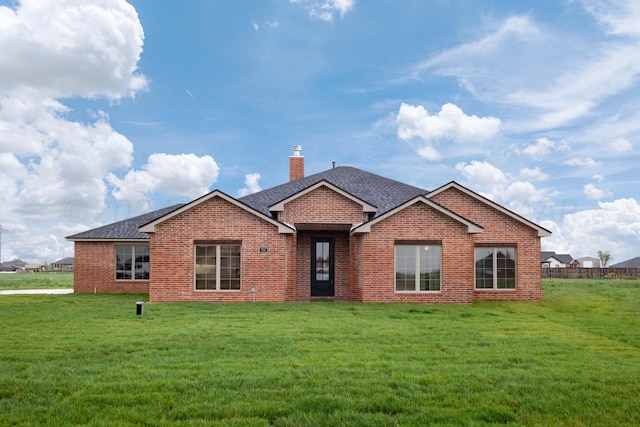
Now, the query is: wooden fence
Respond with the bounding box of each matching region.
[542,267,640,279]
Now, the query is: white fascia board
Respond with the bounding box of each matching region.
[351,196,483,234]
[139,190,295,234]
[427,182,552,237]
[269,181,377,213]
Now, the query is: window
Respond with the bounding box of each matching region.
[475,247,516,289]
[115,244,149,280]
[395,244,441,292]
[195,244,241,290]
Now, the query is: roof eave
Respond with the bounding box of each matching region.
[269,180,377,213]
[138,190,295,235]
[351,196,484,235]
[428,181,552,238]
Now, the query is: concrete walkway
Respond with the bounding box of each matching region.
[0,289,74,295]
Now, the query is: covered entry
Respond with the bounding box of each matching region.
[311,237,334,296]
[295,224,351,301]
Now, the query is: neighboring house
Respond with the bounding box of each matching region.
[574,256,601,268]
[51,257,74,271]
[68,148,551,303]
[24,264,44,272]
[0,260,26,271]
[541,251,574,268]
[611,257,640,268]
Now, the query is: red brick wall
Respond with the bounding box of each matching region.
[279,186,368,225]
[75,183,543,304]
[148,195,292,303]
[289,156,304,181]
[73,241,149,294]
[357,202,475,303]
[430,187,543,301]
[295,231,350,301]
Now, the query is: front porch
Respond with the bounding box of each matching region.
[293,225,357,302]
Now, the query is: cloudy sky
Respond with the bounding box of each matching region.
[1,0,639,264]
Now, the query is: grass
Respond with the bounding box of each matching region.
[0,279,638,426]
[0,271,73,290]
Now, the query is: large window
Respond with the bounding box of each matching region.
[475,247,516,289]
[195,244,241,291]
[395,244,441,292]
[115,244,149,280]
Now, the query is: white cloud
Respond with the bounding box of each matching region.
[0,98,133,220]
[0,1,151,262]
[396,103,501,154]
[417,146,442,161]
[0,0,146,99]
[455,160,507,189]
[455,160,549,218]
[266,20,281,29]
[519,167,549,181]
[564,157,600,168]
[290,0,355,21]
[251,20,279,31]
[610,137,633,152]
[504,181,547,218]
[108,153,220,211]
[579,0,640,37]
[547,198,640,260]
[238,173,262,197]
[584,183,611,200]
[408,6,640,133]
[522,137,554,160]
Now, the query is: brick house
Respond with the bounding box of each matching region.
[67,149,550,303]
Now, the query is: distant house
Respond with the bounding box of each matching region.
[611,257,640,268]
[573,256,601,268]
[51,257,74,271]
[24,264,44,272]
[0,260,26,271]
[68,148,551,303]
[541,251,574,268]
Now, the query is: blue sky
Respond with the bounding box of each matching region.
[1,0,639,264]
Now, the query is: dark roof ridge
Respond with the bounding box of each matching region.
[239,165,429,217]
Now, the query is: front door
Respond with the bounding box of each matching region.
[311,238,334,297]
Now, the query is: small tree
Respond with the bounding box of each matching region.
[597,250,613,267]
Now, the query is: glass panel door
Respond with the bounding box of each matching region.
[311,238,334,297]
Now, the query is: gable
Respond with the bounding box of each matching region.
[428,182,551,238]
[239,166,427,219]
[273,182,376,227]
[139,190,294,234]
[352,196,483,234]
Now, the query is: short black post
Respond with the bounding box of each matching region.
[136,301,144,316]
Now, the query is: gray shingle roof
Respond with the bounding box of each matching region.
[66,204,184,240]
[66,167,434,241]
[541,251,573,264]
[52,257,74,265]
[611,257,640,268]
[239,166,429,218]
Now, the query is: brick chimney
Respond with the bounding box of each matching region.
[289,145,304,181]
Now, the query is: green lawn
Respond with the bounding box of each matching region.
[0,272,73,290]
[0,279,638,426]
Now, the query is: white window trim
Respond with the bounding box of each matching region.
[194,244,242,292]
[394,245,442,293]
